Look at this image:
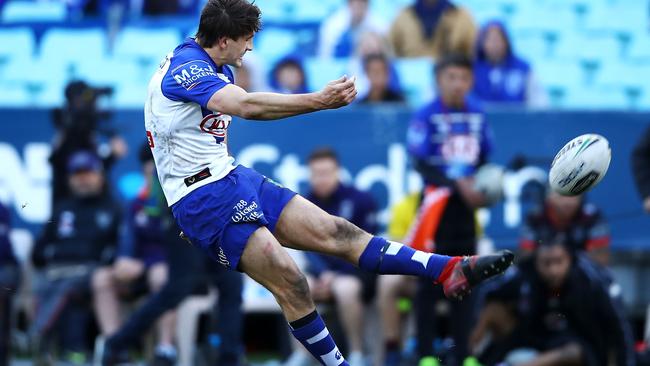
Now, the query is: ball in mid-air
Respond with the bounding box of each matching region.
[549,133,611,196]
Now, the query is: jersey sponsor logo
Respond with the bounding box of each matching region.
[231,200,263,223]
[172,60,218,90]
[199,113,231,143]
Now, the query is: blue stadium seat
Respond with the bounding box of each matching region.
[597,62,650,91]
[394,57,435,107]
[303,57,348,91]
[509,4,578,34]
[0,84,30,107]
[554,33,622,63]
[531,60,584,91]
[40,28,107,67]
[627,34,650,61]
[73,58,144,91]
[113,27,181,65]
[1,0,66,22]
[511,33,552,61]
[563,86,629,109]
[583,2,648,34]
[0,27,35,63]
[114,82,149,108]
[254,28,299,65]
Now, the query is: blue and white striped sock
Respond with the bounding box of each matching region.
[289,310,348,366]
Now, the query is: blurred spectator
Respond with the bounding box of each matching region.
[388,0,476,58]
[101,166,244,366]
[0,202,19,366]
[318,0,386,58]
[30,151,121,363]
[470,238,635,365]
[269,56,309,94]
[631,126,650,213]
[359,53,405,104]
[285,148,377,366]
[50,81,126,206]
[348,31,402,101]
[378,192,420,366]
[404,54,492,365]
[473,21,547,107]
[235,56,269,92]
[93,144,176,365]
[520,190,610,266]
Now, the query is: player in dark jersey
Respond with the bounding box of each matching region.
[146,1,514,365]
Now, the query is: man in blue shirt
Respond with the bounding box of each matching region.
[404,54,494,365]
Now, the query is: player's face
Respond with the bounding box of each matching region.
[69,170,104,197]
[225,34,254,67]
[309,158,340,199]
[535,244,572,290]
[437,66,473,107]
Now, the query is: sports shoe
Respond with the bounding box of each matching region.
[441,250,514,299]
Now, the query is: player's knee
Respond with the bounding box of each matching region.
[274,264,311,306]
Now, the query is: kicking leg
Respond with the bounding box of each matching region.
[275,196,513,298]
[239,226,348,366]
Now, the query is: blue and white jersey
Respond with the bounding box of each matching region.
[145,38,236,206]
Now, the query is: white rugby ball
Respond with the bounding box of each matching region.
[549,133,611,196]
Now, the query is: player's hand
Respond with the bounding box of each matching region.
[317,75,357,110]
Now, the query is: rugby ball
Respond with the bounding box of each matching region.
[549,134,611,196]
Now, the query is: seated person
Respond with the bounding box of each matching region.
[520,190,610,265]
[359,53,405,104]
[269,56,309,94]
[0,202,19,366]
[285,148,377,366]
[472,21,546,107]
[31,151,121,363]
[470,236,635,366]
[93,144,176,365]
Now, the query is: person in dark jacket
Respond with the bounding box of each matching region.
[0,202,19,366]
[472,20,546,107]
[520,190,610,265]
[470,237,635,366]
[631,126,650,213]
[31,151,121,363]
[285,147,378,366]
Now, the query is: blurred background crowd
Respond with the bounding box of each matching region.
[0,0,650,365]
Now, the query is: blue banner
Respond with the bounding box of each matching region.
[1,107,649,250]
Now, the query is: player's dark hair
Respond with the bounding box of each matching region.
[362,53,389,72]
[196,0,261,48]
[434,53,473,76]
[308,147,339,165]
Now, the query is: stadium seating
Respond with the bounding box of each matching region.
[1,0,66,23]
[0,0,649,109]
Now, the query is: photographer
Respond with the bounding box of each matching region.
[50,81,126,205]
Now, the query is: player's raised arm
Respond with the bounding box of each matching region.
[207,75,357,121]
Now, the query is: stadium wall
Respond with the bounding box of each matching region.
[1,107,649,251]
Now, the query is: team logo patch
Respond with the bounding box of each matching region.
[200,113,231,139]
[171,60,218,90]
